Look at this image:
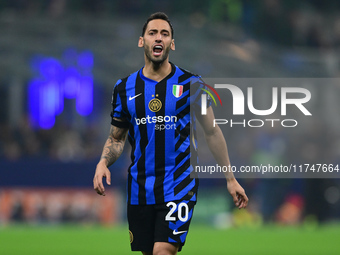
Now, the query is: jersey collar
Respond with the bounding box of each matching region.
[139,62,176,84]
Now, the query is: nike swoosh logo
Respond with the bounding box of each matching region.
[129,93,142,101]
[173,229,187,235]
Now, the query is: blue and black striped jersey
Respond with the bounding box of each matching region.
[111,63,206,205]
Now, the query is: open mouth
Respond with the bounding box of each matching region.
[153,45,163,56]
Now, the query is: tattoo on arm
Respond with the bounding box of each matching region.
[100,125,128,167]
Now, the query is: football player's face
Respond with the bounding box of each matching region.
[138,19,175,64]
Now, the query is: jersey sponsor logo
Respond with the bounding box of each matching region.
[135,115,177,125]
[129,93,142,101]
[135,115,177,130]
[173,229,187,235]
[173,85,183,98]
[148,98,162,112]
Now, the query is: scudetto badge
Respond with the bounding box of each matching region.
[173,85,183,98]
[148,98,162,112]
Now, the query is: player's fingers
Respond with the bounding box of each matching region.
[95,187,102,195]
[242,192,249,206]
[106,170,111,185]
[238,198,245,209]
[98,177,106,196]
[93,182,101,195]
[94,184,103,195]
[93,177,99,192]
[238,192,248,208]
[94,175,105,196]
[231,192,239,207]
[241,199,248,208]
[236,194,242,209]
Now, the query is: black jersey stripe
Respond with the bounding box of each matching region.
[175,144,190,166]
[176,94,188,110]
[175,124,181,138]
[176,82,190,110]
[180,178,198,200]
[127,171,132,204]
[174,173,193,196]
[111,86,118,117]
[135,73,147,205]
[183,81,190,93]
[176,104,190,120]
[175,122,190,151]
[154,80,167,204]
[117,77,131,120]
[174,96,190,140]
[178,68,194,84]
[127,133,135,163]
[128,125,136,175]
[173,158,190,181]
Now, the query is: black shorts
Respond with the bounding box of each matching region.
[127,200,196,252]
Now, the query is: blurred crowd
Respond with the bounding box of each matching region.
[0,117,104,162]
[249,0,340,48]
[1,0,340,48]
[0,189,119,225]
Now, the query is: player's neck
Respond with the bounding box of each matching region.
[142,59,172,82]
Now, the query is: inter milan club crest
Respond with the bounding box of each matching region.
[129,230,133,243]
[172,85,183,98]
[149,94,162,112]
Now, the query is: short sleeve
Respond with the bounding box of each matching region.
[110,80,130,128]
[191,77,213,110]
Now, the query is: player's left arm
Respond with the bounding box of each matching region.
[196,106,248,209]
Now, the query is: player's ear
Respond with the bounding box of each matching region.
[171,39,175,51]
[138,36,144,48]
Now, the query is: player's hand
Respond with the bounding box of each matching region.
[93,162,111,196]
[227,178,248,209]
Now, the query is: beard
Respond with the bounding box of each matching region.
[144,42,171,65]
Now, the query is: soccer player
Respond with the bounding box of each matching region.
[93,12,248,255]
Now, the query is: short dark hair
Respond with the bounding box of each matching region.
[142,12,174,38]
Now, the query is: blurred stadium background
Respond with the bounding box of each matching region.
[1,0,340,254]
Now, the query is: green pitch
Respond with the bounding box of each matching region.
[1,224,339,255]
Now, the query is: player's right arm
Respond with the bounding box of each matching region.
[93,119,129,196]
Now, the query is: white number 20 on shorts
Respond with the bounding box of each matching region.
[165,202,189,222]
